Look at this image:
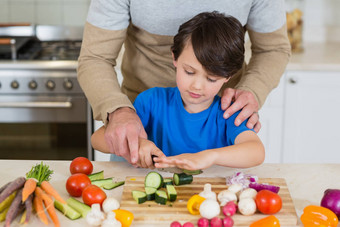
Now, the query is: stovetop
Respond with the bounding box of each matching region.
[0,38,82,61]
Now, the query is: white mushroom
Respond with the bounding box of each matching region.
[237,198,257,216]
[238,188,257,200]
[86,204,105,226]
[217,190,237,206]
[101,211,122,227]
[227,183,243,194]
[199,183,217,201]
[102,197,120,213]
[199,199,221,219]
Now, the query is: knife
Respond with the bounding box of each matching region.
[151,155,203,175]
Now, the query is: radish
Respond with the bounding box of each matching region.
[170,221,182,227]
[210,217,223,227]
[197,217,209,227]
[222,201,237,216]
[222,216,234,227]
[183,222,194,227]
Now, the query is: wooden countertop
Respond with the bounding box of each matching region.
[0,160,339,226]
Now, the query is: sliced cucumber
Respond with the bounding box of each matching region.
[91,178,113,188]
[88,170,104,181]
[144,171,163,189]
[182,169,203,175]
[132,190,147,204]
[54,200,81,220]
[166,185,177,202]
[66,198,91,218]
[144,187,157,200]
[155,190,167,205]
[103,181,125,190]
[162,178,173,188]
[173,173,193,186]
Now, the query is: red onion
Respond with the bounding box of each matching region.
[249,182,280,193]
[321,189,340,217]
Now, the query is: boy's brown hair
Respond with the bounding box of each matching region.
[171,11,245,78]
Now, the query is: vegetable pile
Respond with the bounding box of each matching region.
[0,162,63,227]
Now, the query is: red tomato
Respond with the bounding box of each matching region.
[70,157,93,175]
[66,173,91,197]
[255,189,282,214]
[82,185,107,206]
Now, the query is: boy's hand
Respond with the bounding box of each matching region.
[153,151,215,171]
[138,138,166,169]
[221,88,261,133]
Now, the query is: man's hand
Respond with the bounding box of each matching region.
[138,138,166,169]
[221,88,261,133]
[105,107,147,164]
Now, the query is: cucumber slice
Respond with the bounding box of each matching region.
[144,187,157,200]
[166,185,177,202]
[132,190,147,204]
[88,170,104,181]
[66,198,91,218]
[91,178,113,188]
[54,200,81,220]
[162,178,173,188]
[144,171,163,189]
[155,190,167,205]
[173,173,193,186]
[103,181,125,190]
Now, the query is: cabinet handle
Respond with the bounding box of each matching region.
[289,78,297,84]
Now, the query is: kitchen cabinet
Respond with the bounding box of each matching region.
[282,70,340,163]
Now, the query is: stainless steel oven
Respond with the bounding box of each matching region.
[0,25,93,160]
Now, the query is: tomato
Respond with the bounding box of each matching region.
[66,173,91,197]
[70,157,93,175]
[82,185,107,206]
[255,190,282,214]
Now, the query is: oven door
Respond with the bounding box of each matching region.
[0,95,89,160]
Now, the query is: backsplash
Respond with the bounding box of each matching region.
[0,0,91,26]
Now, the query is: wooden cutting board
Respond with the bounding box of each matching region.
[120,176,298,226]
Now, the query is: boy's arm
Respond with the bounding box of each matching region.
[154,131,265,170]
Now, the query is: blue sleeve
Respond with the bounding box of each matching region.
[226,110,255,145]
[133,89,154,128]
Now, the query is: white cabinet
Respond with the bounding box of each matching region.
[282,70,340,163]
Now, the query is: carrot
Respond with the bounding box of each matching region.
[35,187,60,227]
[40,181,66,204]
[33,195,49,225]
[24,193,33,224]
[5,188,24,227]
[0,182,11,194]
[0,177,25,204]
[22,178,36,202]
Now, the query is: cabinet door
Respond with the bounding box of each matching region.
[283,71,340,163]
[258,74,285,163]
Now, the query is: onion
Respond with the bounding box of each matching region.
[321,189,340,217]
[226,172,258,189]
[249,182,280,193]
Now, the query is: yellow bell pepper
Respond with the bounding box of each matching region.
[113,209,134,227]
[187,194,206,215]
[250,215,280,227]
[300,205,338,227]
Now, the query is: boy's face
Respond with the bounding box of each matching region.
[173,42,229,113]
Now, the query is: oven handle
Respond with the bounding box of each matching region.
[0,101,72,108]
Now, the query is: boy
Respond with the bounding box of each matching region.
[91,12,265,170]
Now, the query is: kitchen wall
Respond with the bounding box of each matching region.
[0,0,91,26]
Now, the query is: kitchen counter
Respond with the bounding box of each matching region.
[0,160,339,226]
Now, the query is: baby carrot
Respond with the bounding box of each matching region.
[42,195,60,227]
[33,196,48,225]
[40,181,66,204]
[22,178,36,202]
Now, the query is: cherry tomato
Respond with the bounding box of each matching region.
[66,173,91,197]
[82,185,107,206]
[255,189,282,214]
[70,157,93,175]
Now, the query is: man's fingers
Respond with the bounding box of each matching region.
[126,129,139,164]
[221,88,236,110]
[245,112,260,129]
[234,105,257,126]
[223,97,246,120]
[253,121,261,133]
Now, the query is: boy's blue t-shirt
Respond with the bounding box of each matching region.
[133,87,253,156]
